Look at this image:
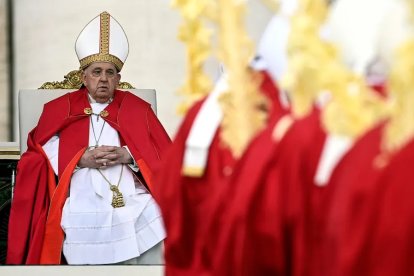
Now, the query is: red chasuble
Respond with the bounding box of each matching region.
[319,124,384,275]
[153,71,285,276]
[367,135,414,275]
[7,87,171,264]
[201,108,326,276]
[320,123,414,276]
[282,110,331,276]
[202,113,288,276]
[204,84,388,276]
[154,100,237,275]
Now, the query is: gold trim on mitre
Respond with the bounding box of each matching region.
[77,11,127,71]
[79,12,124,71]
[79,54,124,72]
[39,69,135,89]
[79,12,123,70]
[100,11,110,54]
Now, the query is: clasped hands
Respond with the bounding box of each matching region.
[78,145,133,169]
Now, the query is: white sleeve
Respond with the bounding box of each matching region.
[123,146,139,172]
[42,135,60,175]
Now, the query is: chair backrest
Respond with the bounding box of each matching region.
[18,89,157,153]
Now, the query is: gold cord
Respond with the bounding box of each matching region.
[97,165,125,208]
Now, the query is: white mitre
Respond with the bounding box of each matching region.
[257,0,298,83]
[325,0,411,78]
[75,11,129,71]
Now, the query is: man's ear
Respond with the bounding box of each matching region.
[81,70,87,84]
[116,73,121,83]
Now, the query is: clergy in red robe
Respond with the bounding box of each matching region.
[320,123,387,275]
[203,107,326,276]
[206,0,395,273]
[201,111,292,276]
[153,66,285,275]
[366,134,414,275]
[7,12,171,265]
[205,93,384,276]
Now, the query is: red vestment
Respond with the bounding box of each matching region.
[7,87,171,264]
[321,123,414,275]
[367,135,414,275]
[202,113,288,276]
[205,84,388,275]
[153,71,285,275]
[154,100,236,275]
[202,109,326,276]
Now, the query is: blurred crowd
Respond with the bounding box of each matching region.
[154,0,414,275]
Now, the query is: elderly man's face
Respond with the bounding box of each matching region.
[82,62,121,103]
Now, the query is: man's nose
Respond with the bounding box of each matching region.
[100,72,108,81]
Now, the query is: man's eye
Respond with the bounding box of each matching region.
[92,70,101,76]
[107,71,115,76]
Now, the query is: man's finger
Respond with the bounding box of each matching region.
[101,152,121,161]
[107,160,119,166]
[97,145,117,152]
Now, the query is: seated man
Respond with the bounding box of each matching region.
[7,11,171,264]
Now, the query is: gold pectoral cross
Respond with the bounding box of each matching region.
[110,185,125,208]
